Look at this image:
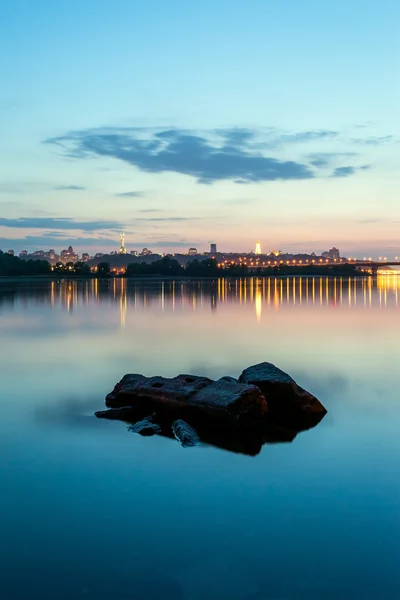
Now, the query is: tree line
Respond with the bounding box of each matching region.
[0,251,51,276]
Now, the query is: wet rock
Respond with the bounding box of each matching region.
[106,374,267,428]
[239,362,327,420]
[128,416,161,436]
[172,419,200,447]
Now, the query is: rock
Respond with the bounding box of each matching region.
[218,376,238,383]
[172,419,200,447]
[106,374,267,428]
[128,416,161,436]
[239,362,327,420]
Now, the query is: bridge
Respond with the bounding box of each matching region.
[247,259,400,274]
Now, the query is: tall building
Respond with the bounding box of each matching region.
[60,245,78,263]
[119,232,127,254]
[255,240,262,255]
[322,247,340,259]
[210,243,217,254]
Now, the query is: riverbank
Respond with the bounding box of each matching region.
[0,272,372,284]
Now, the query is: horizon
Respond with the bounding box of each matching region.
[1,0,399,257]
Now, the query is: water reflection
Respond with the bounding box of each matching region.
[1,276,400,323]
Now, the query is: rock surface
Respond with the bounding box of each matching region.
[239,362,327,419]
[106,373,267,427]
[172,419,200,447]
[128,416,161,436]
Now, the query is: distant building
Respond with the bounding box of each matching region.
[19,250,27,258]
[254,241,262,255]
[188,247,198,256]
[94,253,104,259]
[60,245,78,263]
[140,248,152,256]
[82,253,90,262]
[210,243,217,254]
[46,249,56,260]
[8,249,14,256]
[270,249,282,257]
[322,247,340,260]
[130,250,138,256]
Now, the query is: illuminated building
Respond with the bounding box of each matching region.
[188,247,198,256]
[82,253,90,262]
[255,241,262,255]
[60,245,78,263]
[8,249,14,256]
[130,250,138,256]
[210,243,217,253]
[119,232,127,254]
[322,247,340,259]
[140,248,152,256]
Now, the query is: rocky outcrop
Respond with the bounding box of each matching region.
[239,362,327,421]
[106,373,267,428]
[96,363,327,455]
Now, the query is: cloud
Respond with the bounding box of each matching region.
[135,217,202,222]
[307,152,358,167]
[0,235,115,250]
[130,240,200,248]
[351,135,395,146]
[0,217,121,231]
[46,126,325,183]
[115,191,144,197]
[138,209,162,213]
[54,185,86,191]
[332,166,356,177]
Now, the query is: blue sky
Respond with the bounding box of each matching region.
[1,0,399,256]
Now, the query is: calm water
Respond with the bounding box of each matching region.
[1,276,400,599]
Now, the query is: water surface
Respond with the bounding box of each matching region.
[1,277,400,599]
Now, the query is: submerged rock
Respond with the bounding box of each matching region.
[106,374,267,428]
[239,362,327,420]
[172,419,200,447]
[128,416,161,436]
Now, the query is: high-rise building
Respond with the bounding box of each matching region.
[60,245,78,263]
[210,243,217,254]
[322,247,340,259]
[255,241,262,255]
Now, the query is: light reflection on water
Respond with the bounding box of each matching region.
[0,276,400,599]
[2,275,400,320]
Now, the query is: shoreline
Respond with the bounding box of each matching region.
[0,273,373,283]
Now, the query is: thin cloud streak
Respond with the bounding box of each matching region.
[0,217,121,231]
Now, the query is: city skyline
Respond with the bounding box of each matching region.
[1,1,400,257]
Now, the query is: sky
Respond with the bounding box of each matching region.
[0,0,399,257]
